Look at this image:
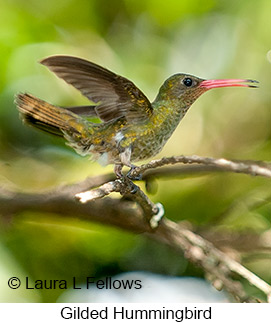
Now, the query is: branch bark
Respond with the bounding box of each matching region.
[130,155,271,179]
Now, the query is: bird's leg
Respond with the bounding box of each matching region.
[118,145,142,181]
[113,137,141,185]
[114,164,124,178]
[114,163,138,193]
[113,146,139,193]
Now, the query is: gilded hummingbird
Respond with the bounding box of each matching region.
[15,55,258,178]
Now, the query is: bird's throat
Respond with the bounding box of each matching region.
[151,99,190,135]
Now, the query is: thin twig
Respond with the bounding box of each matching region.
[131,155,271,179]
[75,177,164,228]
[154,219,271,302]
[75,180,122,202]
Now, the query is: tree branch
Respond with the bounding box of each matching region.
[130,155,271,179]
[152,219,271,302]
[1,154,271,302]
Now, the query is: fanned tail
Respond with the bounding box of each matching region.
[15,93,84,137]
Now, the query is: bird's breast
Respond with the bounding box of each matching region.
[127,105,187,161]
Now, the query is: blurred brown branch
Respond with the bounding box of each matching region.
[1,154,271,302]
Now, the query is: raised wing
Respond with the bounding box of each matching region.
[41,55,153,123]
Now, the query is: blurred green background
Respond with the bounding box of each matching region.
[0,0,271,302]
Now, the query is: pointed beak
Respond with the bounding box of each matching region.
[200,79,259,90]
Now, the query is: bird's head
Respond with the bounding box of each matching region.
[155,73,258,106]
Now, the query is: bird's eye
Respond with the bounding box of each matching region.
[183,77,193,87]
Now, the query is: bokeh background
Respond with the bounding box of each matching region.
[0,0,271,302]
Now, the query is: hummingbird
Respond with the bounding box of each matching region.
[15,55,258,178]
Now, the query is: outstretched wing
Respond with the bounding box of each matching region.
[41,55,153,123]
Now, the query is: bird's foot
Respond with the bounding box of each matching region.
[127,165,142,181]
[129,182,139,194]
[114,164,138,194]
[121,174,139,194]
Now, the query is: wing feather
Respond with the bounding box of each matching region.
[41,55,152,123]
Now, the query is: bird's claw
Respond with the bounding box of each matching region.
[127,165,142,181]
[129,182,139,194]
[114,164,142,180]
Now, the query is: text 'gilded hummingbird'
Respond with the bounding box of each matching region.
[16,55,258,178]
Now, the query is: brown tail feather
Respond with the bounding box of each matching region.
[15,93,82,136]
